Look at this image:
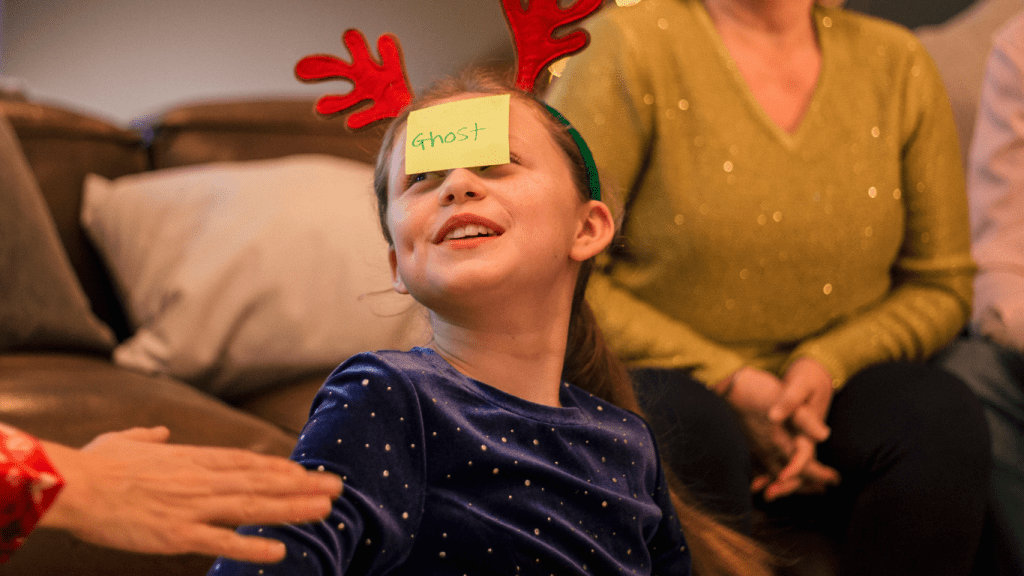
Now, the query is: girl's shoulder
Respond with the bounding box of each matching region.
[560,383,655,436]
[310,348,443,411]
[328,347,444,380]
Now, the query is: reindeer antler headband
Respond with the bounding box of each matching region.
[295,0,603,201]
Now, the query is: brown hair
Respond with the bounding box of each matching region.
[372,69,774,576]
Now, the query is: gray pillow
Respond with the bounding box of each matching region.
[0,115,115,353]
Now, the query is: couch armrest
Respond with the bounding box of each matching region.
[0,352,296,453]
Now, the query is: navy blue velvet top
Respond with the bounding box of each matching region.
[209,348,691,576]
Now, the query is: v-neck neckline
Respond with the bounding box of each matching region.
[690,0,830,151]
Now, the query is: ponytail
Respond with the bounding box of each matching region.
[564,266,775,576]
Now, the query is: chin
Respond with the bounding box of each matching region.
[413,271,513,308]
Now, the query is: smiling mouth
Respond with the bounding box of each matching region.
[435,214,506,244]
[443,223,501,241]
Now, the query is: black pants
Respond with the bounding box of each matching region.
[632,362,990,576]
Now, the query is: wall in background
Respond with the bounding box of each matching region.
[0,0,982,127]
[0,0,514,125]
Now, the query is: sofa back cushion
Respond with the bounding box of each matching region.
[3,101,147,341]
[149,99,385,169]
[0,114,117,353]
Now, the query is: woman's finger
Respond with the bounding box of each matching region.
[788,406,831,442]
[801,459,842,487]
[767,383,807,424]
[775,435,815,484]
[201,493,334,526]
[763,475,802,501]
[182,524,288,563]
[84,426,171,449]
[196,466,343,498]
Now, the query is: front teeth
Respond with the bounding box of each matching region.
[447,224,497,240]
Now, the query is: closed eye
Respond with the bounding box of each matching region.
[404,154,521,189]
[473,153,521,174]
[404,170,444,190]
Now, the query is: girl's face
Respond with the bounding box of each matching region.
[384,95,608,313]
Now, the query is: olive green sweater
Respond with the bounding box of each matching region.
[547,0,974,388]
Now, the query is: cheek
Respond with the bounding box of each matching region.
[386,200,428,262]
[386,202,411,244]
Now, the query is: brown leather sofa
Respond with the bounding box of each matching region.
[0,97,387,576]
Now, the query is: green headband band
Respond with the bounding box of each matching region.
[543,104,601,202]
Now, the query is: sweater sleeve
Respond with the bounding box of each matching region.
[967,14,1024,353]
[788,40,976,387]
[208,354,427,576]
[548,13,746,385]
[0,424,64,563]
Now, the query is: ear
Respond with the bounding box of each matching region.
[388,247,410,294]
[570,200,615,262]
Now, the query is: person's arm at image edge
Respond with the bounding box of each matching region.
[968,15,1024,353]
[28,426,340,563]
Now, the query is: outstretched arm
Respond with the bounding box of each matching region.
[38,426,341,563]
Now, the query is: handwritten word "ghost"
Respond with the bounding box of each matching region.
[410,123,486,151]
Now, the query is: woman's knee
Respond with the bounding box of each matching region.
[826,362,990,481]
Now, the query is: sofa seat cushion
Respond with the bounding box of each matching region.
[4,528,216,576]
[0,352,301,576]
[0,352,297,454]
[233,372,331,435]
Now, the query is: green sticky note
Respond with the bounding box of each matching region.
[405,94,510,175]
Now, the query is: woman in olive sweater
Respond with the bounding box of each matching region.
[547,0,989,574]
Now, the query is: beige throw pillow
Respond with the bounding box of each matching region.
[81,154,429,398]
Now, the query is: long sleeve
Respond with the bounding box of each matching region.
[0,424,64,563]
[209,355,427,576]
[788,37,975,386]
[967,13,1024,352]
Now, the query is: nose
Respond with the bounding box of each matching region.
[438,168,486,206]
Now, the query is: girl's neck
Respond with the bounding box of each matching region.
[427,306,570,408]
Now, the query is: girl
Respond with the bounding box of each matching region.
[209,72,769,576]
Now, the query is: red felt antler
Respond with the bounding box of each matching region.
[295,29,414,130]
[502,0,603,93]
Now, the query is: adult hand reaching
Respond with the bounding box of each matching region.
[39,426,342,563]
